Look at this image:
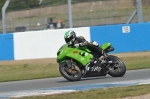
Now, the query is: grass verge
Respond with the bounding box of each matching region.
[12,84,150,99]
[0,52,150,82]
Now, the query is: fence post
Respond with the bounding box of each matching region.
[2,0,11,34]
[68,0,73,28]
[136,0,143,23]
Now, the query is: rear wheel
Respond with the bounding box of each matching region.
[59,62,82,81]
[108,55,126,77]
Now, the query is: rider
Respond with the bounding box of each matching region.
[64,30,103,61]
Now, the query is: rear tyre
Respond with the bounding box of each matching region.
[108,55,126,77]
[59,62,82,81]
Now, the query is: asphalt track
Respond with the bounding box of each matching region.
[0,69,150,94]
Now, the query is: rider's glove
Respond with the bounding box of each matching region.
[74,41,88,47]
[79,41,88,46]
[74,44,80,47]
[79,42,87,47]
[79,43,84,46]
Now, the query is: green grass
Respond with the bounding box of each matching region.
[12,84,150,99]
[0,52,150,82]
[0,63,61,82]
[0,52,150,99]
[122,56,150,70]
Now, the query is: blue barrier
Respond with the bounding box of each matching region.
[1,23,150,61]
[90,22,150,53]
[0,34,14,61]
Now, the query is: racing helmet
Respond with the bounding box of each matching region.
[64,30,76,45]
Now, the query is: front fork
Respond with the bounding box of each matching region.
[64,60,78,75]
[66,60,72,68]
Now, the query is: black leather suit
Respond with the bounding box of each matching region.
[70,36,103,58]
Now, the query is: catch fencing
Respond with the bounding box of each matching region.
[0,0,150,33]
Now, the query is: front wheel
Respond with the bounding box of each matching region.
[59,62,82,81]
[107,55,126,77]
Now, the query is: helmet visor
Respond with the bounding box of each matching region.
[65,35,74,43]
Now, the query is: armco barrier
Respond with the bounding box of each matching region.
[0,34,14,60]
[90,22,150,53]
[0,23,150,61]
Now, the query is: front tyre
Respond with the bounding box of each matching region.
[108,55,126,77]
[59,62,82,81]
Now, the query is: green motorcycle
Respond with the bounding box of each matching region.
[57,43,126,81]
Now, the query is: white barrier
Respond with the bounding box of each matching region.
[14,27,90,60]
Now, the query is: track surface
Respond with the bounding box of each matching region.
[0,69,150,93]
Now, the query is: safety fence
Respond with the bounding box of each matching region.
[0,0,150,33]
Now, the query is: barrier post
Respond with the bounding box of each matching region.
[2,0,11,34]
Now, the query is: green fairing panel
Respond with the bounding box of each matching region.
[57,44,93,66]
[66,49,93,66]
[57,44,72,62]
[100,43,112,50]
